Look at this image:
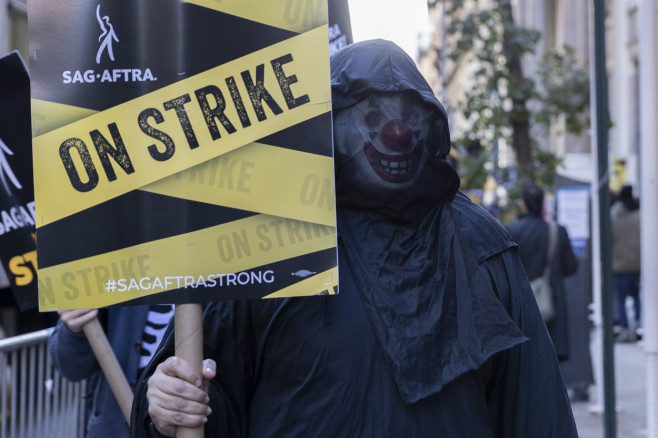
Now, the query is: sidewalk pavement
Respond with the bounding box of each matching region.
[571,341,647,437]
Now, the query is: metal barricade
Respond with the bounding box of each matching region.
[0,329,86,438]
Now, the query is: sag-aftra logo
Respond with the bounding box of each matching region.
[0,137,36,237]
[62,4,157,84]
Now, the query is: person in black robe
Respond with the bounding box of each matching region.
[130,39,578,438]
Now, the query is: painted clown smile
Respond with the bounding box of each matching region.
[363,140,424,183]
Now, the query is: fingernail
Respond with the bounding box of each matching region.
[194,379,201,387]
[204,395,209,403]
[206,407,212,415]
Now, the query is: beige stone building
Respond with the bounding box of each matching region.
[0,0,28,61]
[418,0,656,194]
[418,0,592,186]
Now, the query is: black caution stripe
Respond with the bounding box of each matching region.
[258,112,333,157]
[37,190,256,269]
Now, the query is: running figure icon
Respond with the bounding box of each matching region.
[0,137,22,194]
[96,4,119,64]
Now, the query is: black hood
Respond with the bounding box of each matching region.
[332,39,448,123]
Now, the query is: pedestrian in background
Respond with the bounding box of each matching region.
[610,184,641,342]
[507,182,579,361]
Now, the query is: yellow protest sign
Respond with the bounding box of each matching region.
[30,0,337,310]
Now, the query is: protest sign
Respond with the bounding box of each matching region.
[0,51,39,311]
[29,0,337,311]
[328,0,353,55]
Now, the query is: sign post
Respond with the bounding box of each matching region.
[175,304,204,438]
[83,317,134,423]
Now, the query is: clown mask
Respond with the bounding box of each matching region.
[333,91,438,196]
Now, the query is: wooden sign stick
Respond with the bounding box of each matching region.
[82,317,133,424]
[174,303,204,438]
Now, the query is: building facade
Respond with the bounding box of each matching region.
[419,0,656,197]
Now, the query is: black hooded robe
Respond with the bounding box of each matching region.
[130,40,578,438]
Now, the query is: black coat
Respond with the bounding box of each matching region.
[507,213,579,359]
[131,194,578,437]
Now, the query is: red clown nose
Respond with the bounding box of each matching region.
[381,119,412,151]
